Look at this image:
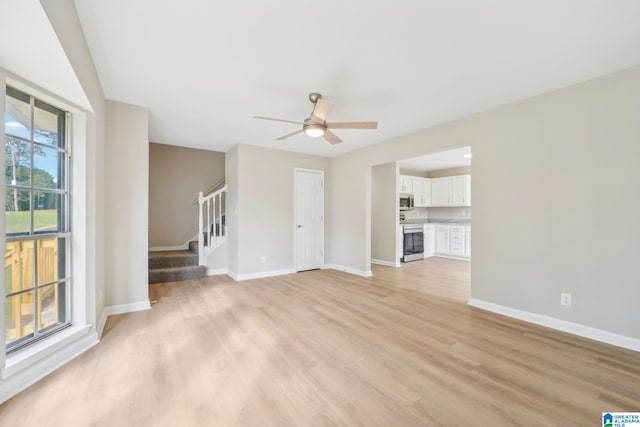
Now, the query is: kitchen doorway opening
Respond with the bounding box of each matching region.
[370,146,472,299]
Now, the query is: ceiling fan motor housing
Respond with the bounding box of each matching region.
[303,119,326,137]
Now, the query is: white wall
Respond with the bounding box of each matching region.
[105,101,149,307]
[229,144,329,278]
[328,65,640,342]
[371,162,399,265]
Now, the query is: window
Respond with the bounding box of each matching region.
[4,86,70,352]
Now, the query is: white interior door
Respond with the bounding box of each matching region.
[294,169,324,271]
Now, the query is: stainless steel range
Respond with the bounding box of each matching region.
[402,224,424,262]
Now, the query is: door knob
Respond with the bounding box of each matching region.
[297,225,303,228]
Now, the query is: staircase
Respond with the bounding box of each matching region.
[148,242,206,284]
[149,183,227,285]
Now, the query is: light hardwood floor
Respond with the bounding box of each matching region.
[1,257,639,426]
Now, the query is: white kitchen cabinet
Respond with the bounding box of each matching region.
[449,225,465,257]
[430,175,471,207]
[414,178,432,207]
[434,223,470,259]
[451,175,471,206]
[423,224,435,257]
[465,226,471,257]
[431,179,451,206]
[399,175,414,194]
[435,225,450,254]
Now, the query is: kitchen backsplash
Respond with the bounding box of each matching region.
[402,207,471,220]
[402,207,429,219]
[428,207,471,220]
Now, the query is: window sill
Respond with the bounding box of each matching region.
[2,324,94,380]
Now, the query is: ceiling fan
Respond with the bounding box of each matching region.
[253,93,378,145]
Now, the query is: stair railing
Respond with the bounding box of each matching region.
[198,185,227,265]
[193,178,226,205]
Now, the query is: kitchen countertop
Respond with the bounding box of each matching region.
[400,218,471,225]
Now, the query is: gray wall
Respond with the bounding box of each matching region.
[399,168,427,177]
[225,145,239,275]
[148,143,225,248]
[471,66,640,338]
[401,166,471,178]
[327,65,640,339]
[371,162,399,264]
[328,154,372,273]
[41,0,107,328]
[229,144,330,277]
[105,101,149,306]
[427,166,471,178]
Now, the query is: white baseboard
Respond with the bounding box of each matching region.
[228,265,374,280]
[323,264,373,278]
[371,259,401,267]
[433,254,470,261]
[233,268,296,281]
[468,298,640,353]
[97,309,108,339]
[98,300,151,338]
[149,234,198,252]
[0,326,98,404]
[207,268,228,276]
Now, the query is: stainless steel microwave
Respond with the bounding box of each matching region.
[399,193,414,211]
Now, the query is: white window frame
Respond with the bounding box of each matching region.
[4,85,72,352]
[0,69,96,400]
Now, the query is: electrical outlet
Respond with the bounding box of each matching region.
[560,292,572,307]
[260,256,266,264]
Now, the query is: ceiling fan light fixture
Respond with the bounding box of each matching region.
[254,92,378,144]
[303,123,325,138]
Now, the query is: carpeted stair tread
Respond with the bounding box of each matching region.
[148,242,207,284]
[149,265,206,284]
[150,250,197,258]
[149,250,198,269]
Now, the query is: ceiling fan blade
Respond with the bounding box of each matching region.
[253,116,303,125]
[310,99,334,122]
[327,121,378,129]
[276,129,304,140]
[322,130,342,145]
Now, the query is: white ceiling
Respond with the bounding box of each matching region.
[73,0,640,158]
[399,146,471,172]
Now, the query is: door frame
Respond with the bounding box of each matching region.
[293,168,325,272]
